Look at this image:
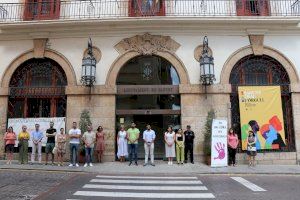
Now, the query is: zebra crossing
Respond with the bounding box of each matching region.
[70,175,215,199]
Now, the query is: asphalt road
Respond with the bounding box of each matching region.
[0,170,299,200]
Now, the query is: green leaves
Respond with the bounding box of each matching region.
[203,109,215,156]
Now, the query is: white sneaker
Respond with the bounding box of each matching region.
[170,161,173,165]
[68,163,73,167]
[84,163,88,167]
[75,163,80,167]
[168,161,170,165]
[89,163,93,167]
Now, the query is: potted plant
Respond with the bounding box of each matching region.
[203,109,215,165]
[78,109,92,163]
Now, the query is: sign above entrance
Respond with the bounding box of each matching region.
[117,85,179,95]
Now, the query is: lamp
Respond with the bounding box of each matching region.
[200,36,215,96]
[81,38,96,87]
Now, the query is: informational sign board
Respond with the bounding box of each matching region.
[7,117,66,147]
[211,119,228,167]
[238,86,285,150]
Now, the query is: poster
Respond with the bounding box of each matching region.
[211,119,228,167]
[238,86,285,150]
[7,117,66,147]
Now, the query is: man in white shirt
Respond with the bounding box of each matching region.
[68,122,81,167]
[143,124,156,166]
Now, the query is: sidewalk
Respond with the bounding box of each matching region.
[0,160,299,175]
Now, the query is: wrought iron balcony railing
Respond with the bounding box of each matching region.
[0,0,299,22]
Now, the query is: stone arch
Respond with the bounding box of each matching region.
[220,46,299,85]
[1,49,77,88]
[106,51,189,86]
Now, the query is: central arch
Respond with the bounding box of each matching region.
[115,54,182,159]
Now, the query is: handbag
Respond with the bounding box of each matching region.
[247,145,256,151]
[18,140,22,148]
[52,146,57,154]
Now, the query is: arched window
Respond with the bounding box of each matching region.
[8,58,67,118]
[230,55,295,152]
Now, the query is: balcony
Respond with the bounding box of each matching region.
[0,0,299,22]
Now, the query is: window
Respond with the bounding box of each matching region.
[236,0,270,16]
[8,58,67,118]
[23,0,60,20]
[230,55,295,152]
[129,0,165,17]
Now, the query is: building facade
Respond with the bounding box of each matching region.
[0,0,300,164]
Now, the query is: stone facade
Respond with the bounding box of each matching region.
[0,31,299,164]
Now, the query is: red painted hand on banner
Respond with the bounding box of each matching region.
[214,142,225,160]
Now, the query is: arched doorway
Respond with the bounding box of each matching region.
[230,55,295,152]
[8,58,67,118]
[116,55,181,159]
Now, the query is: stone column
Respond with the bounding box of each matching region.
[66,86,116,162]
[0,91,8,159]
[292,93,300,164]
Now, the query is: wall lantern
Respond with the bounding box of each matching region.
[200,36,215,96]
[81,38,96,87]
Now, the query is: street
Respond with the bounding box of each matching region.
[0,170,299,200]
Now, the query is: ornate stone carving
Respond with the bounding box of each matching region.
[83,46,102,63]
[249,35,264,55]
[194,45,213,62]
[115,33,180,55]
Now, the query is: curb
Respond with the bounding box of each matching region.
[1,167,300,175]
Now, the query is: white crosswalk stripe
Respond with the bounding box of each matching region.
[90,179,202,184]
[71,175,216,199]
[231,177,267,192]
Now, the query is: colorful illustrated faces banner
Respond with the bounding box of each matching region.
[211,119,228,167]
[238,86,286,150]
[7,117,66,147]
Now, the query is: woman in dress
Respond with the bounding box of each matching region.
[4,126,17,165]
[95,126,105,163]
[117,125,128,162]
[175,128,185,165]
[247,130,257,167]
[164,126,176,165]
[227,128,239,166]
[56,128,67,166]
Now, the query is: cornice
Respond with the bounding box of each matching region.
[0,17,300,40]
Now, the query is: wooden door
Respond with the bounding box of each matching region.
[236,0,269,16]
[23,0,60,20]
[129,0,165,17]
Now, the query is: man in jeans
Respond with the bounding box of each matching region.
[45,121,56,165]
[127,122,140,166]
[82,125,96,167]
[68,122,81,167]
[143,124,156,166]
[31,124,43,164]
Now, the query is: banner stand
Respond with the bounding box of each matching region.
[211,119,228,168]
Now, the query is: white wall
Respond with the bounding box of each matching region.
[0,33,299,86]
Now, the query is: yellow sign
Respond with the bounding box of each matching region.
[238,86,286,150]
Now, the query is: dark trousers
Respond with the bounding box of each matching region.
[70,143,79,165]
[184,143,194,163]
[128,144,138,162]
[85,147,93,164]
[228,147,237,165]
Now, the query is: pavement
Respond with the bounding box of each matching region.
[1,160,300,175]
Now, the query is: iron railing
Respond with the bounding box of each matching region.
[0,0,299,22]
[9,86,66,98]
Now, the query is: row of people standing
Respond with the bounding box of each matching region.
[116,122,195,166]
[3,122,105,166]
